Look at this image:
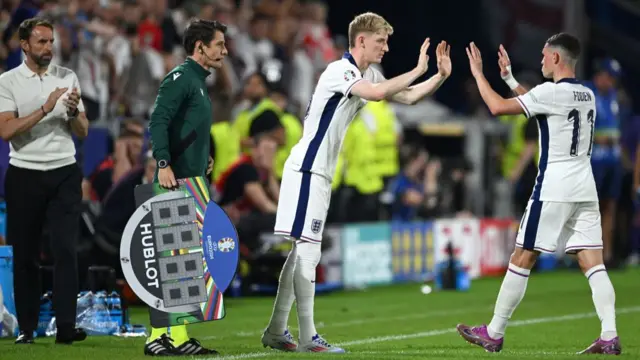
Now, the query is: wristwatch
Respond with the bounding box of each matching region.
[158,159,169,169]
[68,108,79,119]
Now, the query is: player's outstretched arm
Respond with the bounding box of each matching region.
[498,44,529,96]
[392,41,451,105]
[350,37,431,101]
[466,42,524,116]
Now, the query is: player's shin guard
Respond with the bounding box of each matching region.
[585,264,617,340]
[293,241,321,343]
[487,263,531,339]
[267,243,298,334]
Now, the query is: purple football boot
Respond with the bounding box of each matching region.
[578,337,621,355]
[456,324,503,352]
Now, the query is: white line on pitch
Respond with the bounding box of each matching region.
[200,306,492,340]
[210,306,640,360]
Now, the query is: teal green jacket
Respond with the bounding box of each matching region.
[150,58,212,180]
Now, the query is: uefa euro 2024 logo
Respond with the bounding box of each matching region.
[217,238,235,253]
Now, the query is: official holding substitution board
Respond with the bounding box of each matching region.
[0,18,89,345]
[145,19,228,356]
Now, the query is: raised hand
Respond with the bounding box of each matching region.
[415,37,431,75]
[466,42,483,78]
[436,40,452,77]
[43,87,68,114]
[497,44,511,78]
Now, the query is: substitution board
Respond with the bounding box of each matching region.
[120,177,239,327]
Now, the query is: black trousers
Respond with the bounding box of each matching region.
[5,163,82,332]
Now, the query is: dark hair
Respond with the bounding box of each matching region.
[183,19,227,55]
[400,144,426,167]
[249,110,282,138]
[545,32,581,60]
[18,18,54,41]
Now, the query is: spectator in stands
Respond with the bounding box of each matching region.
[216,133,279,222]
[388,147,440,221]
[342,111,385,223]
[82,118,145,201]
[92,150,156,274]
[233,13,273,79]
[137,0,180,72]
[631,128,640,266]
[270,85,302,180]
[586,58,623,265]
[249,93,285,146]
[233,71,268,133]
[2,0,40,71]
[437,157,473,218]
[218,134,280,256]
[235,72,288,152]
[297,0,334,71]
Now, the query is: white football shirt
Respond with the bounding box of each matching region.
[285,52,383,180]
[516,79,598,202]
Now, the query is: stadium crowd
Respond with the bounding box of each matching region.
[0,0,638,294]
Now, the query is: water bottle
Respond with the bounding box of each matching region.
[109,291,123,328]
[37,292,54,336]
[77,291,92,315]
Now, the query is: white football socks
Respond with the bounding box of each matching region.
[487,263,531,339]
[585,264,617,341]
[293,241,322,343]
[267,243,298,334]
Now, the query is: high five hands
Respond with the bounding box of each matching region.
[436,40,452,78]
[415,40,515,79]
[466,42,484,78]
[415,39,452,78]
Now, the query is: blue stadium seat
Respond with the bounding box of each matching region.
[74,127,112,177]
[0,139,9,198]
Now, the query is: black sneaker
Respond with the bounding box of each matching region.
[56,328,87,344]
[144,334,177,356]
[174,338,219,356]
[15,331,34,344]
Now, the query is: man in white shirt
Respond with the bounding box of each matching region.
[261,12,452,353]
[456,34,620,355]
[0,18,89,345]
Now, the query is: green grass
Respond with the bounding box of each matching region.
[2,268,639,359]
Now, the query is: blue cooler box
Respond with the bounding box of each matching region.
[0,245,18,337]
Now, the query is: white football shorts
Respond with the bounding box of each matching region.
[274,166,332,243]
[515,200,602,254]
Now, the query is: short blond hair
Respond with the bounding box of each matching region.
[348,12,394,48]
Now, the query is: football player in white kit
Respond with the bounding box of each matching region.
[456,34,620,355]
[261,12,452,353]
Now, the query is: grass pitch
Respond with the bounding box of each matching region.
[2,269,639,359]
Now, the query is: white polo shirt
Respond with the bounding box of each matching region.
[0,62,85,171]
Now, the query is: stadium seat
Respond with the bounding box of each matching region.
[74,127,112,176]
